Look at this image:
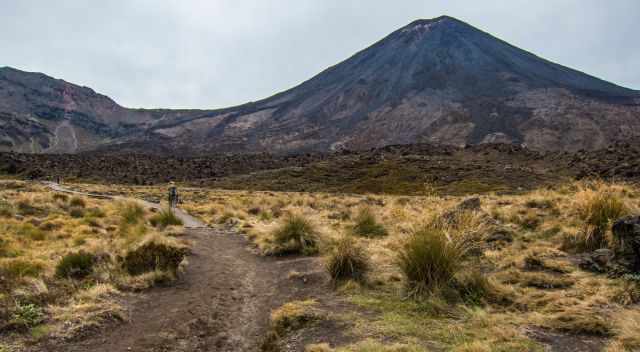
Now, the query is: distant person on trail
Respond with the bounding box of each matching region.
[168,182,178,209]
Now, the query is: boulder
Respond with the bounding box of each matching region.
[592,248,614,267]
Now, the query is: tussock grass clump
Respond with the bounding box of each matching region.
[570,181,629,251]
[270,299,321,335]
[325,236,369,283]
[55,251,95,279]
[605,310,640,351]
[397,226,467,297]
[613,275,640,305]
[123,235,188,276]
[118,201,145,225]
[270,215,319,255]
[69,207,85,218]
[149,209,183,229]
[351,208,387,238]
[69,196,86,208]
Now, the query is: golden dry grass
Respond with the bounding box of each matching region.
[4,179,639,351]
[0,180,187,347]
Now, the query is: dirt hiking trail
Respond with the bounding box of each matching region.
[36,183,336,352]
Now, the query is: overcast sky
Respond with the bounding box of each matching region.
[2,0,638,108]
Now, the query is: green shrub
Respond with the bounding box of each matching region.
[149,209,183,229]
[119,202,145,225]
[69,196,86,208]
[10,302,44,328]
[55,251,95,279]
[271,215,318,255]
[326,236,369,283]
[397,227,467,297]
[351,208,387,238]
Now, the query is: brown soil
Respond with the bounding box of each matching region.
[29,185,347,352]
[526,327,608,352]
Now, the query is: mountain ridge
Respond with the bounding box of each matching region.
[1,16,639,154]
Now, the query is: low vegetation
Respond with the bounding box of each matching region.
[3,178,639,351]
[269,215,319,255]
[350,208,387,238]
[55,251,95,279]
[325,235,370,283]
[0,181,187,347]
[149,208,183,229]
[568,181,630,251]
[397,226,467,297]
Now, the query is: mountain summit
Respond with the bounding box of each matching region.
[1,16,639,154]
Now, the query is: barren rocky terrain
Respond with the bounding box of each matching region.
[2,142,639,195]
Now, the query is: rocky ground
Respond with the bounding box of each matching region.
[2,142,639,195]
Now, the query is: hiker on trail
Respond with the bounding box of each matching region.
[168,181,178,209]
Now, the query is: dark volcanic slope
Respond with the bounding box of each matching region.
[126,16,640,153]
[2,16,639,154]
[0,67,216,153]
